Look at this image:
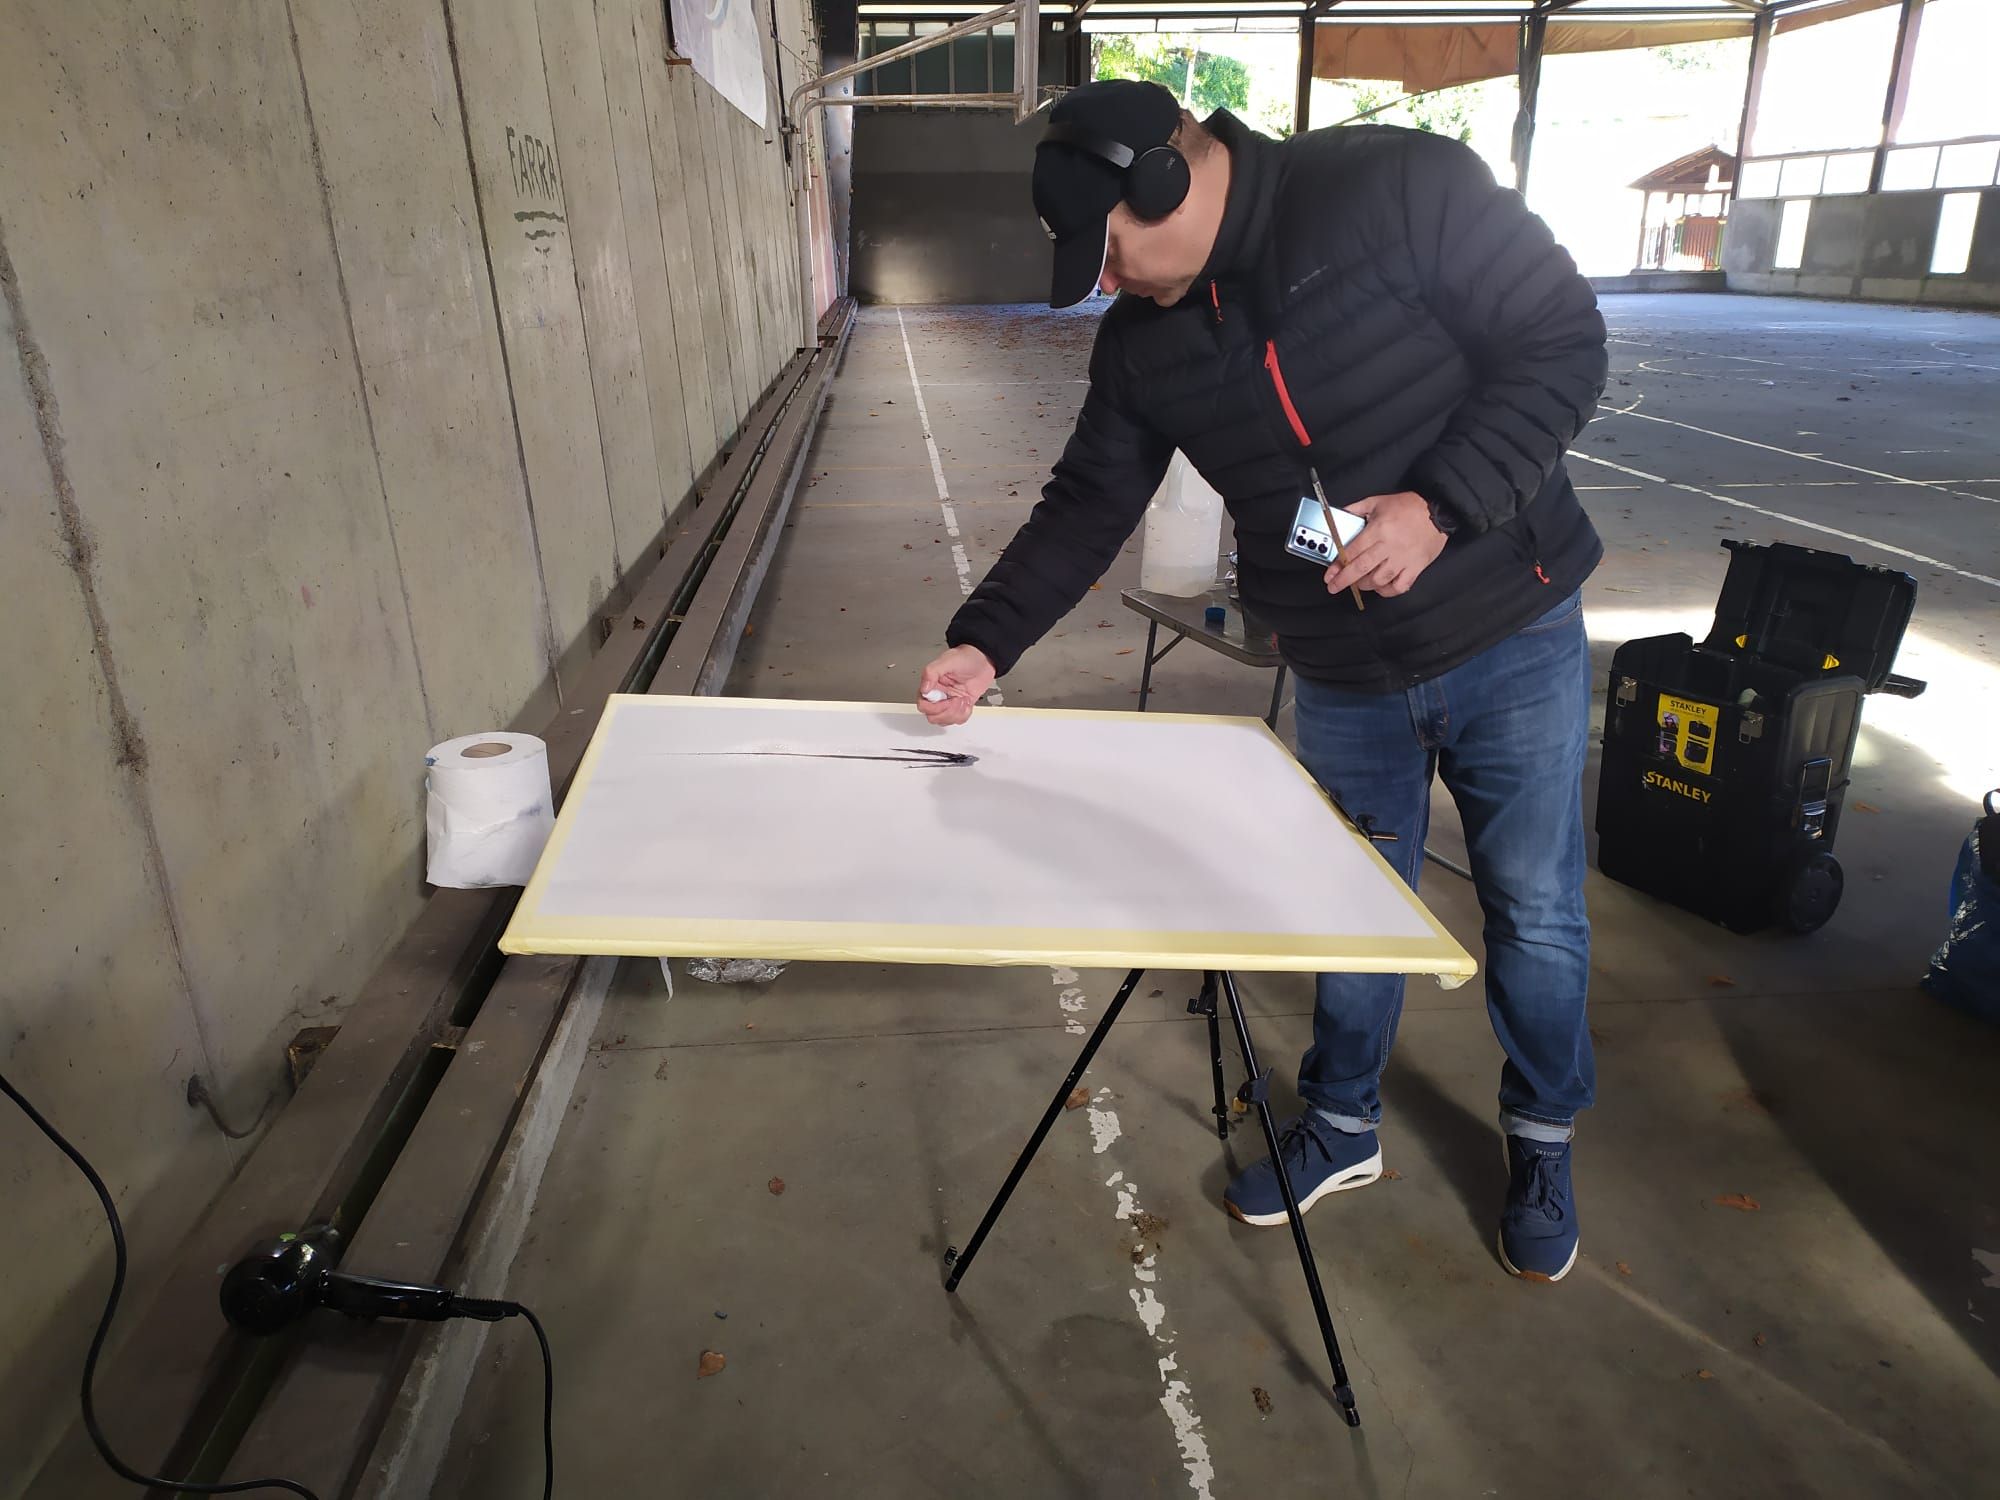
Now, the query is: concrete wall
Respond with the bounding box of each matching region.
[0,0,815,1489]
[851,110,1048,304]
[1725,187,2000,308]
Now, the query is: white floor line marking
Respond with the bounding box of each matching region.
[1566,449,2000,592]
[1700,479,2000,489]
[1594,404,2000,508]
[896,307,1002,706]
[1065,986,1216,1500]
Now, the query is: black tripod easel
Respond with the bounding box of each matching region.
[941,967,1362,1428]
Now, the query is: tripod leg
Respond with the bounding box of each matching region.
[1189,972,1228,1139]
[944,968,1146,1292]
[1218,971,1362,1428]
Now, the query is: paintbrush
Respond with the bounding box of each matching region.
[1309,467,1365,613]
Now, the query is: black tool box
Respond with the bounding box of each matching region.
[1595,540,1926,934]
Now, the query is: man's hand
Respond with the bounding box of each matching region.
[1324,491,1450,599]
[918,645,996,726]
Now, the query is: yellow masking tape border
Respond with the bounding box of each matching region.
[501,696,1477,983]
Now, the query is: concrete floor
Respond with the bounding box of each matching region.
[443,297,2000,1499]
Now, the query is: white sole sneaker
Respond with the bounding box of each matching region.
[1498,1135,1579,1282]
[1496,1229,1580,1283]
[1224,1148,1384,1227]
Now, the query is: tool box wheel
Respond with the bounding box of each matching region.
[1774,850,1844,934]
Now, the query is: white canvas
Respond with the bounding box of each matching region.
[669,0,768,128]
[501,697,1474,979]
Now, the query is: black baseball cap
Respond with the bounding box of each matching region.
[1034,80,1181,309]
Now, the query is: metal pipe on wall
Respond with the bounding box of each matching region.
[785,0,1040,348]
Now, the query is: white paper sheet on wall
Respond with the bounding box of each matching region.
[669,0,769,128]
[501,696,1475,980]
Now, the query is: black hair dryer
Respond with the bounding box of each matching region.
[221,1225,512,1335]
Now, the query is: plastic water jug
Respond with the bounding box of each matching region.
[1140,451,1226,597]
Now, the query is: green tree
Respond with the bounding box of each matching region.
[1342,81,1475,144]
[1093,34,1251,117]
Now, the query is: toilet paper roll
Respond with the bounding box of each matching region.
[424,732,557,889]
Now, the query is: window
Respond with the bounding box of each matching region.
[1897,0,2000,145]
[1937,141,2000,191]
[860,21,913,94]
[1778,156,1826,199]
[1739,159,1782,200]
[1882,145,1940,192]
[856,19,1012,99]
[1821,151,1873,196]
[1753,3,1901,157]
[1931,192,1980,276]
[1775,199,1812,271]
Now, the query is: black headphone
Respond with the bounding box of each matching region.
[1040,122,1191,221]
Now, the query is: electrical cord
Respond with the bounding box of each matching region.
[2,1066,322,1497]
[4,1067,556,1499]
[518,1305,556,1500]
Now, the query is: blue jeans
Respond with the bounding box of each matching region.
[1292,590,1595,1144]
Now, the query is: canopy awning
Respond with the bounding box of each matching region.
[1311,1,1898,96]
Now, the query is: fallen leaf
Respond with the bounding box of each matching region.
[1064,1086,1090,1111]
[1714,1193,1761,1212]
[1695,1368,1716,1381]
[768,1177,786,1196]
[1133,1210,1169,1239]
[743,623,755,637]
[1753,1332,1768,1348]
[697,1350,726,1378]
[1382,1168,1403,1180]
[1115,648,1134,656]
[1852,800,1880,814]
[1705,974,1738,989]
[1149,989,1164,997]
[1615,1260,1633,1276]
[1252,1386,1273,1415]
[902,543,913,550]
[1088,582,1102,590]
[1095,621,1113,629]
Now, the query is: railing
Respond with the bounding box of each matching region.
[1641,216,1725,272]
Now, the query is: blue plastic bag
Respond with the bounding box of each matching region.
[1923,791,2000,1021]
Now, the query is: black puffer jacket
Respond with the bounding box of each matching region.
[948,113,1609,691]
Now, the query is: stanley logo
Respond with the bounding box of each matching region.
[1643,770,1713,804]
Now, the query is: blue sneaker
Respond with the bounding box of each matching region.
[1224,1116,1383,1227]
[1498,1136,1579,1282]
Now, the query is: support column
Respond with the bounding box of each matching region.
[1730,3,1774,184]
[1511,10,1547,196]
[1870,0,1926,192]
[817,0,859,299]
[1294,10,1316,136]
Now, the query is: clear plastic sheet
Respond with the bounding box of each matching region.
[1922,791,2000,1021]
[685,958,791,985]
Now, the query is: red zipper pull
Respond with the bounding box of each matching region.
[1264,340,1313,448]
[1209,280,1223,323]
[1535,563,1552,585]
